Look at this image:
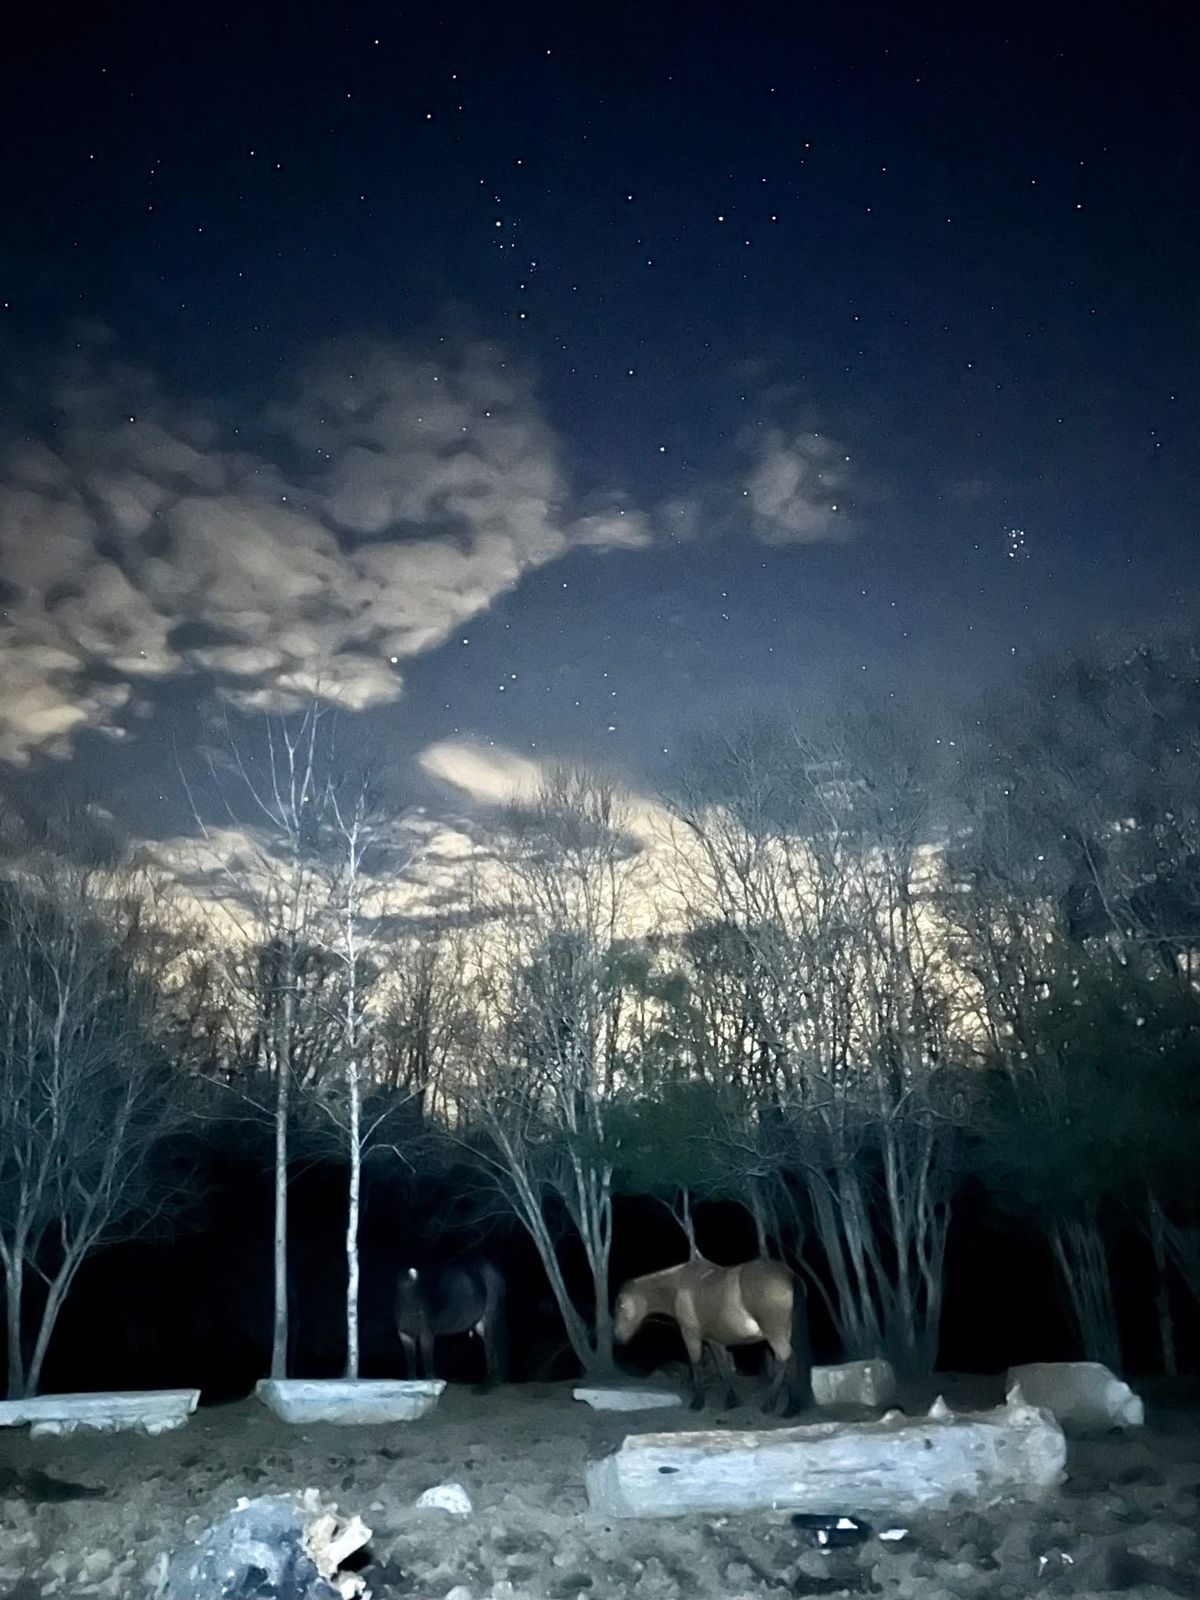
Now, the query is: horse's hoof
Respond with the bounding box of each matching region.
[689,1393,706,1412]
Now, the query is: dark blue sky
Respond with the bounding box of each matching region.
[0,0,1194,831]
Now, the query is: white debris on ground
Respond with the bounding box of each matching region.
[158,1488,371,1599]
[573,1385,685,1412]
[1006,1361,1146,1432]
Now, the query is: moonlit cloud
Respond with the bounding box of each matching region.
[742,428,853,544]
[418,740,543,806]
[0,335,653,765]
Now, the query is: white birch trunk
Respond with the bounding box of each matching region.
[271,976,294,1381]
[344,1051,361,1380]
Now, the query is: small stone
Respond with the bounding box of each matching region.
[415,1482,473,1515]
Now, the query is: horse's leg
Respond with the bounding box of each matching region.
[680,1326,708,1411]
[481,1273,507,1390]
[762,1348,788,1414]
[399,1332,417,1378]
[763,1334,811,1417]
[709,1342,741,1411]
[418,1320,436,1381]
[761,1312,797,1415]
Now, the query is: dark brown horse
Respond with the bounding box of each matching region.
[613,1257,812,1415]
[394,1258,507,1388]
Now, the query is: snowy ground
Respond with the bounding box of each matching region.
[0,1374,1197,1599]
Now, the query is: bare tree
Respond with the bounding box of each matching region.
[375,926,475,1119]
[305,769,419,1380]
[663,705,960,1371]
[945,640,1200,1373]
[180,704,328,1380]
[0,859,180,1398]
[454,766,643,1378]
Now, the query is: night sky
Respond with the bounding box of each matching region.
[1,1,1195,841]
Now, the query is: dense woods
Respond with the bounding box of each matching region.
[1,637,1197,1399]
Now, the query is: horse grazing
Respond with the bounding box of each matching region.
[394,1258,507,1388]
[613,1257,812,1415]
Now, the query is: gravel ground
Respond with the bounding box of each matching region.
[0,1374,1197,1599]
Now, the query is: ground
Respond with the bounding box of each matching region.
[0,1375,1198,1599]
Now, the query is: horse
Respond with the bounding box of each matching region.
[613,1256,812,1415]
[394,1257,507,1388]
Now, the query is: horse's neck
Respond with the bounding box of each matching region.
[642,1258,710,1302]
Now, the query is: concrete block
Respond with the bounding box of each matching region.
[811,1359,897,1409]
[1005,1362,1144,1432]
[0,1388,199,1437]
[254,1378,444,1425]
[585,1392,1066,1520]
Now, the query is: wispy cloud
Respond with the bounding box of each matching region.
[741,428,853,544]
[418,740,543,807]
[0,334,651,766]
[651,424,859,548]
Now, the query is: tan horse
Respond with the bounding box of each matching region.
[613,1257,812,1415]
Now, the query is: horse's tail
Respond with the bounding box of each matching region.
[788,1267,813,1407]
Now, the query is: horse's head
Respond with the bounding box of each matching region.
[613,1280,648,1343]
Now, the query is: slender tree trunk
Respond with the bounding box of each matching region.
[680,1189,699,1259]
[1146,1192,1177,1379]
[3,1254,24,1400]
[496,1144,610,1378]
[25,1269,75,1399]
[344,1053,361,1380]
[271,979,294,1380]
[1050,1213,1121,1371]
[746,1184,771,1258]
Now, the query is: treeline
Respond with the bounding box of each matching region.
[0,637,1197,1399]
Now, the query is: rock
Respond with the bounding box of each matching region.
[585,1392,1066,1520]
[573,1385,685,1413]
[415,1482,473,1515]
[0,1389,199,1436]
[811,1359,897,1410]
[161,1489,371,1599]
[255,1377,444,1425]
[1005,1362,1145,1432]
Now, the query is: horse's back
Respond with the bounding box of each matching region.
[397,1259,495,1336]
[738,1257,795,1311]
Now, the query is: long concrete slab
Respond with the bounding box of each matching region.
[585,1395,1067,1520]
[0,1388,200,1436]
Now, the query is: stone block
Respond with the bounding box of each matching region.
[585,1392,1066,1520]
[255,1378,444,1425]
[0,1388,199,1437]
[811,1359,897,1409]
[574,1385,685,1413]
[1005,1362,1144,1432]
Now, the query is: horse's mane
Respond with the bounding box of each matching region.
[631,1258,706,1287]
